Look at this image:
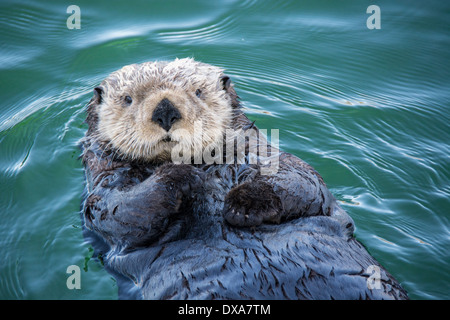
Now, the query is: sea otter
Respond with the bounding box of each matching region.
[80,58,408,299]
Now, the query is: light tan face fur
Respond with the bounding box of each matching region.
[95,58,233,162]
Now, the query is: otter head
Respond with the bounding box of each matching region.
[88,58,238,162]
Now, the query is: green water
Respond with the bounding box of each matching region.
[0,0,448,300]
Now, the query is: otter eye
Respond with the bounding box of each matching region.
[195,89,202,98]
[124,95,133,105]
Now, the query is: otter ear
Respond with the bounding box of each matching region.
[86,86,104,129]
[93,86,104,104]
[220,75,240,108]
[220,75,231,91]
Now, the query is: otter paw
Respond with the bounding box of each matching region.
[154,163,204,197]
[223,181,283,227]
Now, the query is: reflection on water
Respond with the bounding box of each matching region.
[0,0,449,299]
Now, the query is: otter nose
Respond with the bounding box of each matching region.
[151,98,182,132]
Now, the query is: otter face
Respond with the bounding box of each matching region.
[91,58,235,162]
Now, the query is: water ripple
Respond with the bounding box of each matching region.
[158,15,238,44]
